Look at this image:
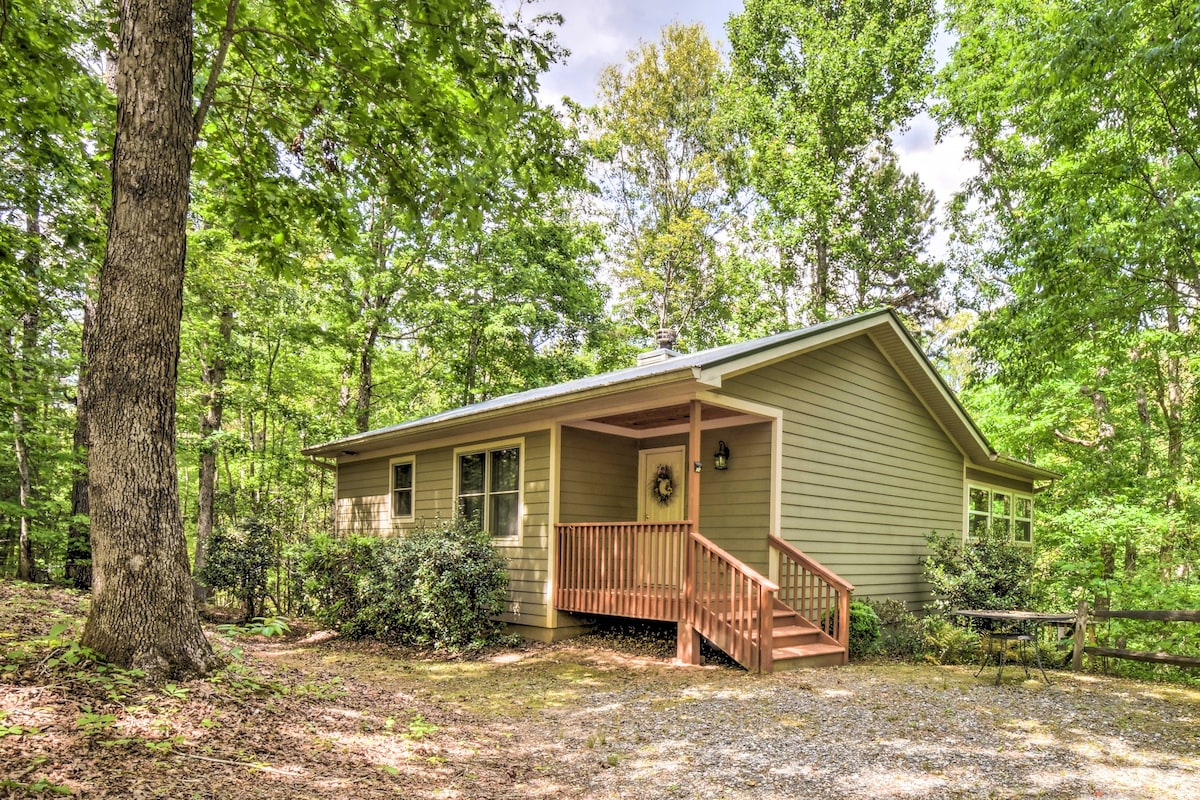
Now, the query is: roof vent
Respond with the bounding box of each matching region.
[637,328,681,367]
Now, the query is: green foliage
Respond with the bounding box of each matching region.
[589,23,748,347]
[866,598,926,659]
[918,616,980,666]
[198,518,277,621]
[922,529,1035,620]
[727,0,942,326]
[299,518,509,651]
[847,600,881,659]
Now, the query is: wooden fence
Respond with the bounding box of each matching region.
[1071,600,1200,671]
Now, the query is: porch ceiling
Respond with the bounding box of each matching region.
[590,402,744,432]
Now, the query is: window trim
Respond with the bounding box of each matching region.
[967,484,1034,546]
[388,455,416,525]
[453,437,524,543]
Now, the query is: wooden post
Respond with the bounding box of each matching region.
[839,588,851,664]
[687,399,701,526]
[1072,599,1088,671]
[758,583,774,674]
[676,620,700,666]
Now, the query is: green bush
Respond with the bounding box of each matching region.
[919,615,980,665]
[922,528,1035,624]
[199,517,277,621]
[297,518,509,651]
[867,597,926,659]
[847,600,881,659]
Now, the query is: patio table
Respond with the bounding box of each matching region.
[953,609,1075,685]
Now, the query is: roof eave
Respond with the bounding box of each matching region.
[300,367,703,457]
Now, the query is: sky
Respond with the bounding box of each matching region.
[524,0,973,227]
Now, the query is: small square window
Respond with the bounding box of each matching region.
[391,459,415,521]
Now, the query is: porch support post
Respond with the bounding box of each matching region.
[676,620,701,666]
[688,399,701,525]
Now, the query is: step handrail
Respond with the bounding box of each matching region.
[686,529,779,672]
[769,535,854,661]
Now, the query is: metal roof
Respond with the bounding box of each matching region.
[301,308,1058,482]
[305,311,892,455]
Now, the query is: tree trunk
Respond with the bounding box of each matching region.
[355,322,379,433]
[14,201,42,582]
[80,0,218,679]
[194,307,233,604]
[66,290,95,591]
[812,234,830,322]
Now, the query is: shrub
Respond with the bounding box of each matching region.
[847,600,881,659]
[922,528,1035,624]
[297,518,509,651]
[199,517,277,621]
[919,615,980,665]
[296,533,381,634]
[867,597,926,659]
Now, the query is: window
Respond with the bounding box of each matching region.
[456,443,521,539]
[390,458,415,523]
[967,485,1033,545]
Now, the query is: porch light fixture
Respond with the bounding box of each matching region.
[714,440,730,471]
[693,460,703,473]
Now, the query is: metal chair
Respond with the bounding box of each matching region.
[976,629,1049,685]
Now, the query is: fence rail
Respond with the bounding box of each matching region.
[1071,601,1200,671]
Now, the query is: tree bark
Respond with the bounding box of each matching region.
[80,0,218,679]
[66,290,95,590]
[14,201,41,582]
[194,307,233,603]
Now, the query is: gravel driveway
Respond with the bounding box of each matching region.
[524,654,1200,800]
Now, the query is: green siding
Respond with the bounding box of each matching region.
[334,457,389,535]
[721,335,964,606]
[698,424,772,574]
[965,468,1034,494]
[333,430,554,629]
[558,428,639,523]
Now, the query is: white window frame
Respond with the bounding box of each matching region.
[389,455,416,525]
[453,437,524,543]
[967,484,1034,546]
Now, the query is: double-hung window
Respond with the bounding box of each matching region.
[456,442,521,540]
[390,457,415,523]
[968,485,1033,545]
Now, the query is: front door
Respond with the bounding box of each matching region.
[638,445,687,522]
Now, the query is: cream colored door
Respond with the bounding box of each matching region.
[638,445,687,521]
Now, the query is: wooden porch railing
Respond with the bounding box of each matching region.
[555,522,783,672]
[555,521,690,622]
[686,530,779,673]
[769,535,855,663]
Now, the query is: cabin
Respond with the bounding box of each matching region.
[302,309,1055,672]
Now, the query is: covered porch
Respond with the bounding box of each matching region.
[552,398,854,672]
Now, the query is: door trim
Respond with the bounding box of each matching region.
[637,445,687,521]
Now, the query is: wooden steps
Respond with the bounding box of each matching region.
[769,604,847,671]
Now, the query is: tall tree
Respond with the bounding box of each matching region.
[0,0,108,582]
[938,0,1200,590]
[589,23,746,349]
[81,0,219,675]
[727,0,940,325]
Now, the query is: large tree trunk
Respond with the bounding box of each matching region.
[193,307,233,604]
[80,0,218,679]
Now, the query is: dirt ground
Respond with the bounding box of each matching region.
[2,581,1199,799]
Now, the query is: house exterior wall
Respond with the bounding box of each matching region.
[332,429,554,630]
[636,422,773,574]
[558,427,639,522]
[720,334,964,606]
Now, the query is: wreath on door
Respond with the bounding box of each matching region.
[651,464,675,505]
